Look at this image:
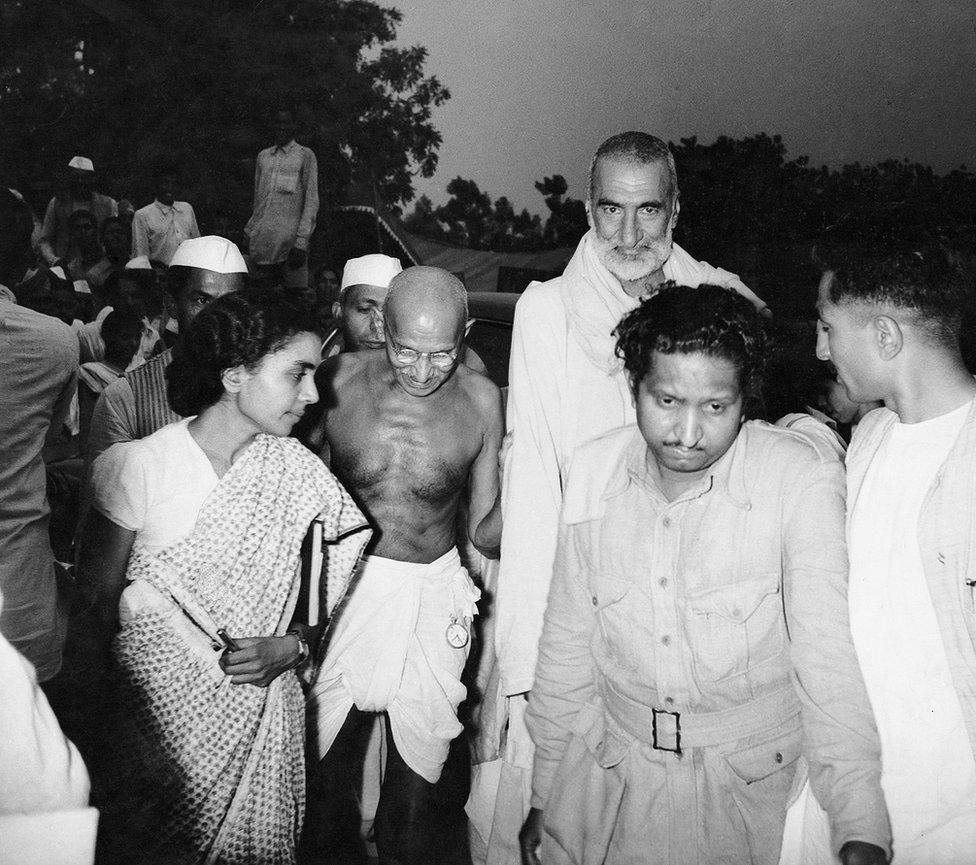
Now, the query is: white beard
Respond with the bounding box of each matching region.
[594,231,673,285]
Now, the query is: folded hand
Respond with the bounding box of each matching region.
[219,635,300,687]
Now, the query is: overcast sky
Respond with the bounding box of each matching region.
[392,0,976,213]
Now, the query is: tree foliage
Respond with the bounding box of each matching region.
[0,0,449,232]
[403,176,543,251]
[533,174,587,247]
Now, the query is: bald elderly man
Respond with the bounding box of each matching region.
[307,266,504,864]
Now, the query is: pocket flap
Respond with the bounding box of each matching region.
[589,576,632,610]
[726,727,801,784]
[575,703,629,769]
[687,573,781,622]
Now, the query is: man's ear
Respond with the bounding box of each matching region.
[669,194,680,231]
[628,375,640,410]
[584,197,594,230]
[331,300,342,321]
[874,315,904,361]
[221,365,250,394]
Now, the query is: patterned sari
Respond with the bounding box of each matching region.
[112,435,369,864]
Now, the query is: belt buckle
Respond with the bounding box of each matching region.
[651,708,681,754]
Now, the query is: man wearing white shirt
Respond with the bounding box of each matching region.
[131,164,200,266]
[815,245,976,864]
[468,131,768,864]
[243,108,319,289]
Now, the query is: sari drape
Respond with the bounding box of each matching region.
[112,434,369,864]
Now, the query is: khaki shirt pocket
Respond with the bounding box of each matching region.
[589,574,638,666]
[726,726,802,784]
[684,572,784,683]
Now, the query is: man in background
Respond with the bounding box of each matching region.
[64,209,103,288]
[39,156,117,265]
[326,253,404,355]
[131,162,200,265]
[243,107,319,290]
[85,235,247,464]
[0,189,79,683]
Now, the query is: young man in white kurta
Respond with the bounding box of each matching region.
[815,249,976,864]
[848,402,976,863]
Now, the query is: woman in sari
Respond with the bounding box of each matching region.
[79,288,370,864]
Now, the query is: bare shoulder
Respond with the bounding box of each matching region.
[456,364,503,426]
[320,350,369,390]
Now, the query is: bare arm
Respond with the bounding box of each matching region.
[76,509,135,643]
[468,381,505,558]
[39,199,59,264]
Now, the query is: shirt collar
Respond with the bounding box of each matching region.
[274,139,297,154]
[153,199,187,214]
[605,423,753,509]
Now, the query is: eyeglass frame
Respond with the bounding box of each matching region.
[383,318,474,370]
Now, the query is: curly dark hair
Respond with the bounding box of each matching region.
[614,283,771,416]
[823,243,972,348]
[166,288,322,417]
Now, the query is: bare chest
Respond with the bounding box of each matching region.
[326,387,483,504]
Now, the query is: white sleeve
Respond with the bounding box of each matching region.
[494,288,567,696]
[0,633,89,814]
[90,441,151,531]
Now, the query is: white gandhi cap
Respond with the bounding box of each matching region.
[67,156,95,173]
[124,256,153,271]
[340,254,402,295]
[169,236,248,274]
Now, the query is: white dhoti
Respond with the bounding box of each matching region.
[309,548,480,783]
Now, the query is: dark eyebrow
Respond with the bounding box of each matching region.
[292,361,317,371]
[596,196,664,210]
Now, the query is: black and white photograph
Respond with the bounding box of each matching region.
[1,1,975,864]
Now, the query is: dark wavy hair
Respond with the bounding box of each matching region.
[166,288,322,417]
[822,243,971,348]
[614,283,771,417]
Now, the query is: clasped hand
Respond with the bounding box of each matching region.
[218,635,300,687]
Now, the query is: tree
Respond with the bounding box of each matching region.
[534,174,587,247]
[0,0,449,233]
[404,177,543,251]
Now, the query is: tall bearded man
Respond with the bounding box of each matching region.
[468,131,768,863]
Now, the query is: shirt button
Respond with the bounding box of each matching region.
[665,696,675,706]
[661,635,671,646]
[774,752,784,764]
[591,596,598,606]
[662,517,672,528]
[658,577,668,588]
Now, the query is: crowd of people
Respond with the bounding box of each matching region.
[2,127,975,865]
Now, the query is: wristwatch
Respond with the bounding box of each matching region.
[286,627,310,668]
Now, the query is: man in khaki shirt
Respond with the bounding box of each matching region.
[520,285,890,865]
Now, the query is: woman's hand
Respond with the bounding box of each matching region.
[219,635,301,687]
